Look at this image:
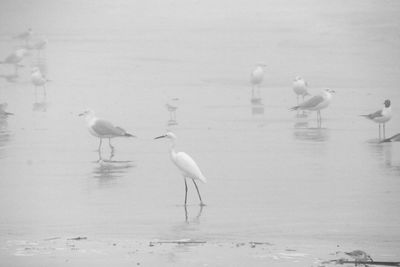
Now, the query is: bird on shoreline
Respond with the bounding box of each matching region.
[79,109,135,152]
[345,250,373,263]
[31,67,50,97]
[155,132,207,206]
[361,99,392,140]
[292,76,310,104]
[290,88,335,127]
[0,48,27,74]
[250,63,266,99]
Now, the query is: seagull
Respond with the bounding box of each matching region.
[345,250,373,263]
[250,63,266,98]
[292,76,310,104]
[31,67,50,97]
[13,28,33,44]
[290,88,335,127]
[155,132,207,206]
[26,38,48,56]
[79,109,135,152]
[0,103,13,117]
[0,48,27,66]
[361,99,392,140]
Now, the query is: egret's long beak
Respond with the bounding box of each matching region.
[154,135,166,140]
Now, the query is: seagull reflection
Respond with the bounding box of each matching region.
[166,98,179,126]
[293,112,309,129]
[183,204,204,223]
[251,97,264,115]
[293,127,330,142]
[92,151,135,181]
[369,143,400,176]
[0,118,12,158]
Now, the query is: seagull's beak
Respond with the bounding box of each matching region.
[154,135,166,140]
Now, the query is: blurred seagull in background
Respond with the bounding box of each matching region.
[361,99,392,140]
[31,67,50,97]
[292,76,310,104]
[250,63,266,98]
[290,88,335,127]
[26,38,48,56]
[345,250,373,263]
[13,28,33,44]
[0,48,27,72]
[155,132,207,206]
[79,109,135,152]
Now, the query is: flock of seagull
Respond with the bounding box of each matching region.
[0,29,398,207]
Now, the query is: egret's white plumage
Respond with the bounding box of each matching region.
[361,99,392,139]
[290,88,335,127]
[292,76,310,103]
[79,109,135,151]
[155,132,207,206]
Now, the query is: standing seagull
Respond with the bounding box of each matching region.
[250,64,266,98]
[31,67,50,97]
[361,99,392,140]
[292,76,310,104]
[79,109,135,152]
[290,88,335,127]
[155,132,207,206]
[0,48,27,74]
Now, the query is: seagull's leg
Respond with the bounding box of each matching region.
[98,138,103,152]
[378,124,381,140]
[251,85,255,99]
[108,138,115,152]
[192,179,205,206]
[184,205,188,223]
[43,85,46,97]
[184,177,188,206]
[34,86,38,101]
[383,123,386,139]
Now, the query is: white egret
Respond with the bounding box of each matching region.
[290,88,335,127]
[250,64,266,98]
[292,76,310,104]
[361,99,392,139]
[155,132,207,206]
[79,109,135,152]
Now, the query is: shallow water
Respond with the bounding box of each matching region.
[0,0,400,264]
